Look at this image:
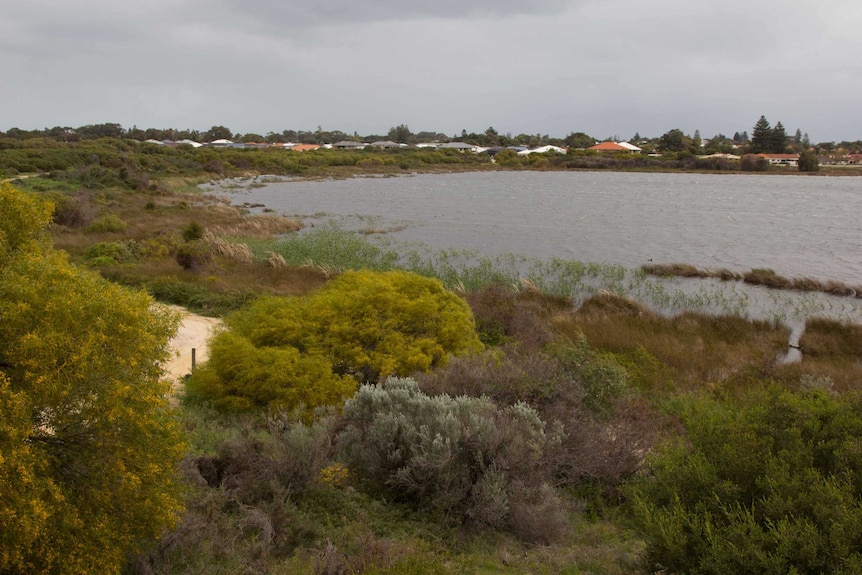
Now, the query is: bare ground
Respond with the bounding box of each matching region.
[162,307,222,394]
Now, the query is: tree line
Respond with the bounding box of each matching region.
[2,119,861,155]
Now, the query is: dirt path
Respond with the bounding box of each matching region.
[163,307,222,393]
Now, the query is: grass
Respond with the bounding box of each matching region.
[643,262,860,299]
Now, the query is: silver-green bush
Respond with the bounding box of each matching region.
[337,377,569,543]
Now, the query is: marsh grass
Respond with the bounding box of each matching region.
[780,317,862,392]
[643,262,860,299]
[562,293,790,393]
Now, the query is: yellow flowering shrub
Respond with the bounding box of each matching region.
[0,183,186,574]
[187,270,483,413]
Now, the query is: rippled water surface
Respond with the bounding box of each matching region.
[213,171,862,284]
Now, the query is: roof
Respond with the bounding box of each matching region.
[616,141,642,152]
[290,144,321,152]
[370,140,401,148]
[517,145,567,156]
[588,141,629,152]
[756,154,800,159]
[439,142,475,150]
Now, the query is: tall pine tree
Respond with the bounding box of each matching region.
[750,115,772,153]
[770,121,788,153]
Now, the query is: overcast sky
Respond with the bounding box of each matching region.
[2,0,860,142]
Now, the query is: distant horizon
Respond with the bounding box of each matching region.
[2,121,858,146]
[5,2,860,144]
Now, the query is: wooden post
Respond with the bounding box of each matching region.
[191,348,196,373]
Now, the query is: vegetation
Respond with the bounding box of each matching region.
[2,133,862,574]
[339,377,569,543]
[186,270,483,413]
[0,183,185,574]
[627,387,862,574]
[642,263,861,298]
[799,149,820,172]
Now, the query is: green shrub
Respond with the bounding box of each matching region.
[186,270,483,413]
[182,220,204,242]
[798,150,820,172]
[83,240,141,265]
[86,213,127,233]
[173,241,211,271]
[547,335,630,415]
[626,386,862,574]
[337,377,569,543]
[740,153,769,172]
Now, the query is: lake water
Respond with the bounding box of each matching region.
[207,171,862,327]
[211,171,862,285]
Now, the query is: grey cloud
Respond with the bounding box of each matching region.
[208,0,574,33]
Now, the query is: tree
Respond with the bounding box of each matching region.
[770,121,788,153]
[387,124,413,144]
[658,128,688,153]
[0,183,186,574]
[239,133,265,143]
[798,149,820,172]
[203,125,232,142]
[564,131,596,149]
[749,115,772,153]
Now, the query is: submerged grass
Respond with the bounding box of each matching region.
[643,262,861,299]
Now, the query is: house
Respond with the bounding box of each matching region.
[757,153,799,167]
[289,144,321,152]
[517,145,567,156]
[588,141,641,153]
[438,141,479,152]
[698,153,741,160]
[332,141,366,149]
[370,140,402,149]
[616,141,642,153]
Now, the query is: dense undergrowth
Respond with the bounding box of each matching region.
[6,158,862,574]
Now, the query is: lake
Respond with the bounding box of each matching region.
[210,171,862,285]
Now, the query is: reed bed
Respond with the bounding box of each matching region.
[238,226,862,329]
[643,262,860,299]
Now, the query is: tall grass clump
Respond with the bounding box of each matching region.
[248,225,401,273]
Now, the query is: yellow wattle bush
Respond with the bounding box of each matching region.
[187,269,483,413]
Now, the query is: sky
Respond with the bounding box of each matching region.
[2,0,861,142]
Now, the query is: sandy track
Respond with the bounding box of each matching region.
[162,307,222,393]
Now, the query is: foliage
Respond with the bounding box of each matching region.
[186,270,483,412]
[337,377,569,543]
[741,153,769,171]
[185,330,356,412]
[750,115,790,154]
[626,386,862,575]
[173,240,211,271]
[182,220,204,241]
[0,183,185,575]
[799,149,820,172]
[658,129,689,153]
[750,115,773,154]
[86,213,127,233]
[83,239,142,265]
